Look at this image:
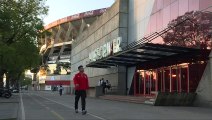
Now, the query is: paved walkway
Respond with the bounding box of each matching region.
[0,93,19,120]
[1,91,212,120]
[23,91,212,120]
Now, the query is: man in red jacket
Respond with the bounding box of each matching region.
[73,65,89,115]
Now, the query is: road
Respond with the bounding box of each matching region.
[19,91,212,120]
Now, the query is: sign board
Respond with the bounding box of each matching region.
[89,37,122,62]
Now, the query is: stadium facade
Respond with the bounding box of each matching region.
[40,0,212,106]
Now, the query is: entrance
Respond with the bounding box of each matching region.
[134,70,156,96]
[134,62,207,96]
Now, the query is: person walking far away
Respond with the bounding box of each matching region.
[74,65,89,115]
[59,84,64,96]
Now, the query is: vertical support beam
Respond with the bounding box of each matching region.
[179,66,182,93]
[176,65,178,93]
[163,68,165,92]
[170,67,172,92]
[65,22,74,42]
[133,70,136,95]
[156,69,158,92]
[187,64,190,93]
[144,70,146,96]
[149,71,152,95]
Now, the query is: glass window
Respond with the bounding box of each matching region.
[152,0,158,14]
[150,13,157,33]
[179,0,189,16]
[189,0,199,11]
[156,11,163,31]
[162,5,171,28]
[157,0,164,11]
[163,0,171,7]
[171,0,177,3]
[170,1,179,20]
[199,0,212,10]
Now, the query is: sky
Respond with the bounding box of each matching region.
[43,0,115,25]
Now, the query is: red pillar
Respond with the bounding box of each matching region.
[144,71,146,96]
[156,70,158,92]
[170,67,172,92]
[187,64,190,93]
[179,66,182,93]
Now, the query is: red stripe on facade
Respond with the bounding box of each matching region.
[45,81,70,85]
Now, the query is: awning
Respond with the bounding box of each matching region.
[86,43,210,68]
[86,9,212,69]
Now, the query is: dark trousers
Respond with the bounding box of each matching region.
[75,90,86,111]
[59,90,62,96]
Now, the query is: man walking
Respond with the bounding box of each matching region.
[58,84,63,96]
[73,65,89,115]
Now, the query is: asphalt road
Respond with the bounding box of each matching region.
[19,91,212,120]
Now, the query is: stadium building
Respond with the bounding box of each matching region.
[71,0,212,106]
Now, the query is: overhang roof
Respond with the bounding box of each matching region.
[86,43,210,68]
[86,7,212,69]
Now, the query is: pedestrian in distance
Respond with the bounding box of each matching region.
[73,65,89,115]
[59,84,64,96]
[101,78,106,94]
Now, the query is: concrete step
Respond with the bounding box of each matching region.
[99,95,153,104]
[144,100,154,105]
[149,98,156,102]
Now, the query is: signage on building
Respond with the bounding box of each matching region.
[89,37,122,62]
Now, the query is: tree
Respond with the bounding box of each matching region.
[162,11,212,49]
[54,63,71,75]
[20,77,32,87]
[0,0,48,88]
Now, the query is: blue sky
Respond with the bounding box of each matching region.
[44,0,115,25]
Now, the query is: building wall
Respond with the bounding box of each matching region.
[195,51,212,107]
[128,0,212,44]
[71,0,129,93]
[127,0,212,94]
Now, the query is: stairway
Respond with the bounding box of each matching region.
[99,95,156,105]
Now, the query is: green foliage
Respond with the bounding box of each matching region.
[54,62,71,75]
[20,77,32,87]
[0,0,48,87]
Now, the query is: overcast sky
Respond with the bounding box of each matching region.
[43,0,115,25]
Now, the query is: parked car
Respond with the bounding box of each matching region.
[12,89,19,93]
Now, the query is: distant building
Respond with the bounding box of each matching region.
[39,8,107,93]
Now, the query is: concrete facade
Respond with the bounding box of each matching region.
[195,51,212,107]
[71,0,129,96]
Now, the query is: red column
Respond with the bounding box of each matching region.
[144,71,146,96]
[187,64,190,93]
[156,70,158,92]
[170,67,172,92]
[163,68,165,92]
[179,66,182,93]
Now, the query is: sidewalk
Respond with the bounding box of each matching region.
[0,93,19,120]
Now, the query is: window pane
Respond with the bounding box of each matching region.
[170,1,179,20]
[162,5,171,28]
[189,0,199,11]
[179,0,188,16]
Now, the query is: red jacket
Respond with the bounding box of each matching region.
[73,72,89,90]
